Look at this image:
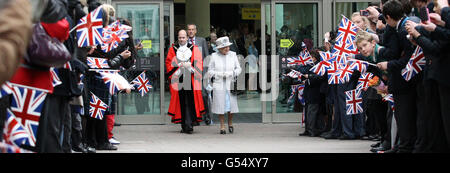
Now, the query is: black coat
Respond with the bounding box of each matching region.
[378,25,401,62]
[298,64,325,104]
[413,26,447,85]
[386,17,419,94]
[431,7,450,87]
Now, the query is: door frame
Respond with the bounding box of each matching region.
[268,0,323,123]
[112,0,166,124]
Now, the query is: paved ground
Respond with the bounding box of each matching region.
[99,123,374,153]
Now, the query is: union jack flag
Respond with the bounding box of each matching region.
[0,81,13,99]
[99,72,132,95]
[332,16,359,58]
[87,57,110,69]
[327,61,342,84]
[78,74,84,89]
[131,71,153,97]
[3,109,30,147]
[288,85,299,104]
[101,20,132,52]
[89,92,108,120]
[310,53,334,76]
[287,50,314,67]
[76,7,103,47]
[383,94,395,111]
[0,142,33,153]
[103,20,132,34]
[319,51,334,61]
[10,86,48,147]
[63,61,72,71]
[357,72,374,89]
[285,70,303,79]
[328,71,342,85]
[297,84,305,105]
[348,58,369,74]
[337,63,355,83]
[346,89,363,115]
[50,68,62,87]
[401,46,425,81]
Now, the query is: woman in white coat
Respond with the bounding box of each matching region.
[208,36,242,134]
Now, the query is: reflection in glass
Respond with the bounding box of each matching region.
[275,3,318,113]
[334,2,370,28]
[116,4,161,115]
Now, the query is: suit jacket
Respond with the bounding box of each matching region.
[386,17,419,94]
[191,36,209,60]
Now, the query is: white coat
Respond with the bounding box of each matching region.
[208,51,242,114]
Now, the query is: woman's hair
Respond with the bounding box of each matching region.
[102,4,115,17]
[309,48,321,62]
[356,30,374,45]
[351,12,371,31]
[101,4,116,26]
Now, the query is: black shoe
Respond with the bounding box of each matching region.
[204,115,211,125]
[323,134,338,139]
[228,126,234,134]
[181,129,193,134]
[338,135,355,140]
[381,148,398,153]
[299,131,311,136]
[114,122,121,126]
[72,144,87,153]
[86,146,96,153]
[370,135,381,141]
[310,133,320,137]
[320,132,330,138]
[96,143,118,150]
[370,146,390,153]
[361,135,372,140]
[220,130,226,134]
[371,142,381,148]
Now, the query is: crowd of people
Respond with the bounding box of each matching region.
[1,0,449,154]
[0,0,144,153]
[288,0,450,153]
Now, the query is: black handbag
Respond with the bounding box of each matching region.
[25,23,71,68]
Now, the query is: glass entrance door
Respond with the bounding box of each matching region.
[270,0,321,123]
[113,1,165,124]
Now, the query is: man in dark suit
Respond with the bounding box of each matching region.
[186,24,212,125]
[376,0,422,153]
[187,24,209,60]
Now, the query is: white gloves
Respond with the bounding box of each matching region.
[224,71,233,78]
[177,62,194,73]
[216,71,233,78]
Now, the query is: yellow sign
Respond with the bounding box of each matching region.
[142,40,152,49]
[242,8,261,20]
[280,39,294,48]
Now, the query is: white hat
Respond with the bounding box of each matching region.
[216,36,233,49]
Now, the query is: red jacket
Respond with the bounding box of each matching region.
[165,43,205,123]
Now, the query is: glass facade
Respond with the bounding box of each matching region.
[116,3,162,116]
[275,3,318,114]
[334,2,371,28]
[109,0,376,124]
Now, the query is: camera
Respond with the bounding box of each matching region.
[360,10,369,17]
[419,7,430,23]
